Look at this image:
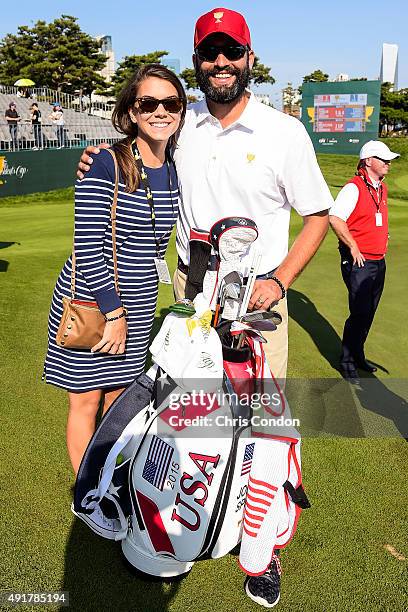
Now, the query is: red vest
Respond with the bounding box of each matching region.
[345,174,388,260]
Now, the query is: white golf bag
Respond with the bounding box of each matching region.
[73,217,310,578]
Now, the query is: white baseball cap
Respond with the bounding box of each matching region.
[359,140,400,161]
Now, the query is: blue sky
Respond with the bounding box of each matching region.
[1,0,406,106]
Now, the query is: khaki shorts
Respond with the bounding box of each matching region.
[173,268,288,380]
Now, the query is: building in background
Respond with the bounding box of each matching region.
[162,58,181,75]
[334,73,350,82]
[380,43,398,90]
[96,35,116,83]
[91,35,116,113]
[282,83,301,118]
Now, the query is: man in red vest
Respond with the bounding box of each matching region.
[330,140,400,382]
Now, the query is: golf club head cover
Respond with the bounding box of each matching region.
[210,217,258,260]
[185,229,212,300]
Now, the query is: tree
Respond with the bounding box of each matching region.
[179,68,198,91]
[109,51,168,97]
[0,15,107,95]
[179,56,275,91]
[298,69,329,95]
[251,57,275,86]
[380,82,408,134]
[302,69,329,83]
[282,82,300,116]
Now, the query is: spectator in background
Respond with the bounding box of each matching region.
[330,140,400,383]
[5,102,21,151]
[30,103,42,150]
[49,103,65,148]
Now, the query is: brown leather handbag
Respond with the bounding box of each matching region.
[56,149,121,350]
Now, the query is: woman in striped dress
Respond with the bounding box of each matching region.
[44,65,187,477]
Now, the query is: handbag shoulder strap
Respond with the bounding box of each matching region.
[71,148,120,299]
[105,148,120,295]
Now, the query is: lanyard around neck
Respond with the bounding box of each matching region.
[360,174,383,212]
[131,139,175,257]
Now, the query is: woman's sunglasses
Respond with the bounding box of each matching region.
[195,44,247,63]
[135,96,183,114]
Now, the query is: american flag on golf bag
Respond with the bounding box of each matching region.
[243,475,277,538]
[142,436,173,491]
[241,443,255,476]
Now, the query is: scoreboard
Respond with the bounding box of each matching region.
[301,81,381,154]
[314,94,368,133]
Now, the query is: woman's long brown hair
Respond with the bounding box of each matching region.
[111,64,187,192]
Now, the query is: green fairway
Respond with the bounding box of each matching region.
[1,141,407,612]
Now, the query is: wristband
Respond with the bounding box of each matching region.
[105,311,126,322]
[269,276,286,299]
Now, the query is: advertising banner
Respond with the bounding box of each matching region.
[0,149,80,197]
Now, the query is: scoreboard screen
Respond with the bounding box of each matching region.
[301,81,381,154]
[313,94,368,133]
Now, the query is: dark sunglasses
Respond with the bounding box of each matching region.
[134,96,183,114]
[195,44,247,62]
[373,156,391,164]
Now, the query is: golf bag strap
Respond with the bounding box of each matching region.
[108,492,129,540]
[80,366,157,512]
[70,148,120,299]
[81,418,142,511]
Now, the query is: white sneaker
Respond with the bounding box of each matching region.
[71,502,121,540]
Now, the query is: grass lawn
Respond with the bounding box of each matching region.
[1,141,407,612]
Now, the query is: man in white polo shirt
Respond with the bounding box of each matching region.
[172,8,333,384]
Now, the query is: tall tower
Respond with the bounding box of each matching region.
[380,43,398,90]
[97,35,115,83]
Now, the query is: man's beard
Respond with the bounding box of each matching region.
[195,59,251,104]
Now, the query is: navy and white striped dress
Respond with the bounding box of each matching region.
[44,149,178,392]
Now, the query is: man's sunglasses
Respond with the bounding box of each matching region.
[373,156,391,164]
[135,96,183,114]
[195,44,247,63]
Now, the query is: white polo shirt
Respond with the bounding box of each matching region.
[174,91,333,274]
